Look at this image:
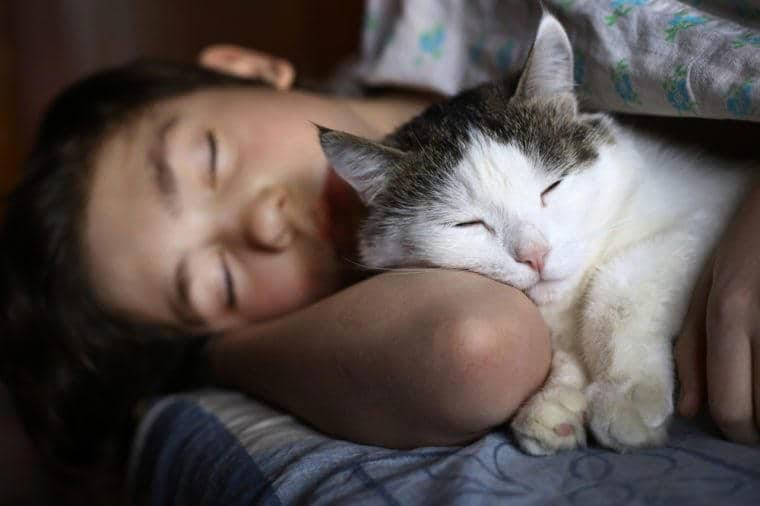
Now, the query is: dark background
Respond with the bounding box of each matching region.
[0,0,364,198]
[0,2,363,504]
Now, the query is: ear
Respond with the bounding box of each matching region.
[317,126,406,204]
[198,45,296,90]
[513,11,575,102]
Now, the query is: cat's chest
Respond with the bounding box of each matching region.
[538,299,582,351]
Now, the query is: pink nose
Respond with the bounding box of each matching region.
[516,245,548,274]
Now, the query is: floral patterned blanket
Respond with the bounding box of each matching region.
[353,0,760,120]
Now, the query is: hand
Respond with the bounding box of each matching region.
[676,183,760,444]
[198,45,296,90]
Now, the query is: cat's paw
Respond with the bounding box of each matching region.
[511,385,588,456]
[587,381,672,452]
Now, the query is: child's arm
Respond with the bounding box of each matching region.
[208,270,551,448]
[676,180,760,444]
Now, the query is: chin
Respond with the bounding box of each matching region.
[526,278,571,306]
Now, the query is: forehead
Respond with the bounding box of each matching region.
[391,87,604,167]
[82,101,176,322]
[81,88,243,323]
[380,98,605,209]
[489,98,604,175]
[81,89,224,321]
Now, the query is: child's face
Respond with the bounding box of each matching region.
[85,87,366,331]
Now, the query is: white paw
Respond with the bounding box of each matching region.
[587,381,672,452]
[511,385,588,456]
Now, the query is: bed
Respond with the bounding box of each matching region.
[128,2,760,504]
[128,389,760,505]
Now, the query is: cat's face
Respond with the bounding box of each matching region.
[319,12,616,304]
[382,119,614,302]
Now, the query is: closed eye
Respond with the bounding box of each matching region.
[207,130,218,187]
[219,250,237,310]
[541,179,562,207]
[454,220,495,234]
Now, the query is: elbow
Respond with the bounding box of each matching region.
[428,297,551,441]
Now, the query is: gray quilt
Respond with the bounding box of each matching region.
[128,390,760,505]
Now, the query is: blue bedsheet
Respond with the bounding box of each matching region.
[128,390,760,505]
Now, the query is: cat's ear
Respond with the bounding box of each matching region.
[513,11,575,103]
[317,125,406,204]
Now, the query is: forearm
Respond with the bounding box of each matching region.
[208,270,551,448]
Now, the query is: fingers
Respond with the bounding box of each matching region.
[689,183,760,444]
[705,289,759,444]
[675,260,711,417]
[678,253,760,442]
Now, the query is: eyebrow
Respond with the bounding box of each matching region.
[149,114,181,215]
[170,254,206,328]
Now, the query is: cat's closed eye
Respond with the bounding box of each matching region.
[454,220,495,234]
[541,179,563,207]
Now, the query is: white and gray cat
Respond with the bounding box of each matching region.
[318,12,755,454]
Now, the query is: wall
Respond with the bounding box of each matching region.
[0,0,18,197]
[2,0,364,192]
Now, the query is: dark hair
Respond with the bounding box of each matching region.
[0,61,261,487]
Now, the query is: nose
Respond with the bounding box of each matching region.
[243,186,292,251]
[516,243,549,275]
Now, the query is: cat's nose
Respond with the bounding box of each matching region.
[516,244,548,275]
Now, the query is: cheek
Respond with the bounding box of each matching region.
[235,115,323,174]
[423,232,528,282]
[543,228,591,279]
[541,229,576,278]
[237,236,341,322]
[410,229,484,266]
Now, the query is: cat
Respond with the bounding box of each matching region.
[317,11,755,454]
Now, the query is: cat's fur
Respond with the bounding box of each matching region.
[318,13,755,454]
